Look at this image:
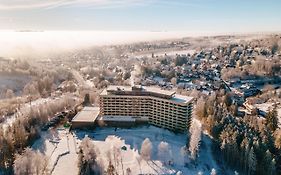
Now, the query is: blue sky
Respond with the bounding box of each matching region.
[0,0,281,33]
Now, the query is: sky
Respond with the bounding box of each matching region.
[0,0,281,33]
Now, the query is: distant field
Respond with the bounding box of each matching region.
[0,72,31,96]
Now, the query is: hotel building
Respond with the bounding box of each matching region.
[99,85,193,132]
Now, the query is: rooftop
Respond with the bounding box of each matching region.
[72,107,100,123]
[101,85,193,104]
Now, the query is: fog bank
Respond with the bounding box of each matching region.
[0,31,204,58]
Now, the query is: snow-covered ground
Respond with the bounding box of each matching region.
[33,125,223,175]
[33,129,79,175]
[76,126,220,175]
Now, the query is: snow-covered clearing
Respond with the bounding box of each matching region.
[75,126,220,175]
[32,125,222,175]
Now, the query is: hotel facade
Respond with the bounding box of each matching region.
[99,85,193,132]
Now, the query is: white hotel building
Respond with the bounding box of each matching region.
[99,85,193,132]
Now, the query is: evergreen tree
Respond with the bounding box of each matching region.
[248,147,256,175]
[266,107,278,132]
[263,150,276,175]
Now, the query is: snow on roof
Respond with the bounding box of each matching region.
[101,85,193,104]
[172,94,193,104]
[72,107,100,123]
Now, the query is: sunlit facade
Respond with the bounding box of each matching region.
[99,85,193,132]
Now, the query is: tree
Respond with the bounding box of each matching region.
[158,142,171,164]
[79,137,102,175]
[170,77,177,86]
[83,93,91,106]
[189,119,202,160]
[271,42,279,54]
[13,148,48,175]
[274,129,281,149]
[176,171,183,175]
[247,147,256,175]
[106,160,116,175]
[140,138,153,161]
[223,92,232,107]
[266,107,278,132]
[175,56,187,66]
[195,97,207,119]
[5,89,15,99]
[210,168,216,175]
[263,150,276,175]
[126,168,132,175]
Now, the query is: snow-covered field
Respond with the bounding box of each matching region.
[33,126,222,175]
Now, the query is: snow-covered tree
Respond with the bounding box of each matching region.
[210,168,216,175]
[195,97,207,119]
[106,160,116,175]
[189,119,202,160]
[14,148,48,175]
[170,77,177,86]
[180,146,188,165]
[158,141,171,164]
[5,89,15,99]
[176,171,183,175]
[140,138,153,160]
[79,137,103,175]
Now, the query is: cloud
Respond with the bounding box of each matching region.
[0,0,150,10]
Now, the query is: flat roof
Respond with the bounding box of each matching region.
[72,107,100,123]
[101,85,176,96]
[100,85,193,104]
[172,94,194,104]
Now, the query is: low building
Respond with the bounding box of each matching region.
[71,107,100,129]
[99,85,193,132]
